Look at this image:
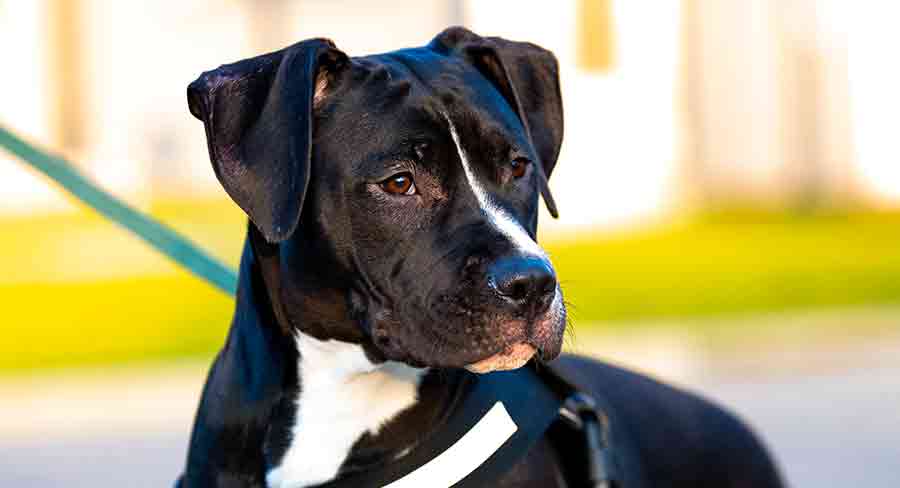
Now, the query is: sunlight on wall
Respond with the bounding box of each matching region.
[0,1,70,214]
[289,0,456,56]
[3,0,896,220]
[466,0,680,229]
[844,3,900,202]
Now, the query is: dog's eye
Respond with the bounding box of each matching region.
[510,157,530,179]
[380,172,416,195]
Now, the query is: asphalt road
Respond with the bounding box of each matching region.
[2,355,898,487]
[695,364,900,488]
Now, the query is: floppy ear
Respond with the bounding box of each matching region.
[188,39,348,242]
[430,27,564,218]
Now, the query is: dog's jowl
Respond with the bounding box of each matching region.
[177,27,784,488]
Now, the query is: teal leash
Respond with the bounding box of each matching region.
[0,125,238,295]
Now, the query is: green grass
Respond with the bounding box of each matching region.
[2,199,245,374]
[2,201,900,374]
[1,277,232,372]
[552,209,900,324]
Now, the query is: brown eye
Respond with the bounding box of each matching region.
[380,172,416,195]
[510,157,529,179]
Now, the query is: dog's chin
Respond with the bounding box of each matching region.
[367,292,567,371]
[464,342,536,374]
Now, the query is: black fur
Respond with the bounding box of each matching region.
[178,27,784,487]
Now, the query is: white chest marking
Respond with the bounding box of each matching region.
[266,334,425,488]
[442,112,546,258]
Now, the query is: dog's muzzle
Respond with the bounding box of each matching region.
[463,254,565,374]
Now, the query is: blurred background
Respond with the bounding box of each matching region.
[2,1,899,486]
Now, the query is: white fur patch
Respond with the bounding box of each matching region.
[266,334,425,488]
[442,113,547,258]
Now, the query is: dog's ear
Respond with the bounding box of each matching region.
[430,27,563,218]
[188,39,348,242]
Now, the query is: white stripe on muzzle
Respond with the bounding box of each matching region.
[442,113,546,258]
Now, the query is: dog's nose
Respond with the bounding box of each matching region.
[487,255,557,315]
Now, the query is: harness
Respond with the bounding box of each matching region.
[316,362,621,488]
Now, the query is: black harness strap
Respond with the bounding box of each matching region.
[314,361,622,488]
[451,365,569,487]
[559,393,620,488]
[316,365,562,488]
[538,364,622,488]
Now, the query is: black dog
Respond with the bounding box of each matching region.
[178,27,784,487]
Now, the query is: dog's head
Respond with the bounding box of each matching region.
[188,27,566,373]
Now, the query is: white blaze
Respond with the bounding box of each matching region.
[442,113,547,258]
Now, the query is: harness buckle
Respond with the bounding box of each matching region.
[561,393,619,488]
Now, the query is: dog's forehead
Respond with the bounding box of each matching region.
[344,48,530,148]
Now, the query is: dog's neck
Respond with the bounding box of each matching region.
[265,333,426,487]
[247,235,465,488]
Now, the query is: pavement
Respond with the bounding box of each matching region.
[0,363,203,488]
[698,363,900,488]
[2,310,899,487]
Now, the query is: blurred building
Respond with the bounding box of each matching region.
[1,0,898,224]
[682,0,857,209]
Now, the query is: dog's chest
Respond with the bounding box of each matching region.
[265,335,424,488]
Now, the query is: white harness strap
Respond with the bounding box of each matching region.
[383,402,518,488]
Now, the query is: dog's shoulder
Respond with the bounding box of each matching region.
[549,354,785,488]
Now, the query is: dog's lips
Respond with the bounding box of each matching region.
[464,342,536,374]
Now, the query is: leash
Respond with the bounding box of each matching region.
[0,125,238,295]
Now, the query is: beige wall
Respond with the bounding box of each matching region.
[1,0,897,221]
[845,3,900,203]
[681,0,861,208]
[467,0,682,229]
[0,0,459,214]
[0,1,62,213]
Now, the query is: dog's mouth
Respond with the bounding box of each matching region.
[365,288,566,371]
[464,342,536,374]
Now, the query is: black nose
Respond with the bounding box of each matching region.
[487,255,557,315]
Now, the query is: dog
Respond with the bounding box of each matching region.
[177,27,784,488]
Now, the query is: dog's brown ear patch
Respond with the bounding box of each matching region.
[188,39,348,242]
[312,71,331,110]
[430,27,564,218]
